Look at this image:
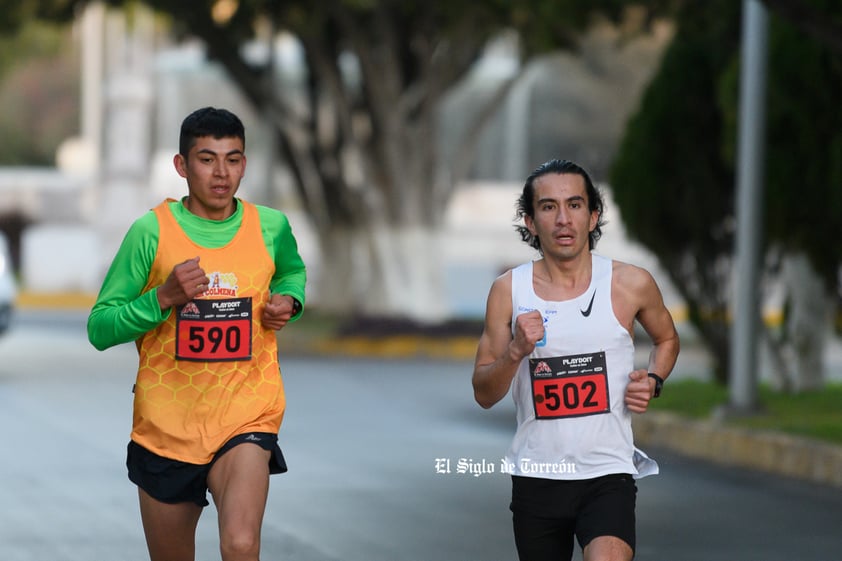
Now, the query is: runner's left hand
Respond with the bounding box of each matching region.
[624,369,654,413]
[262,294,295,331]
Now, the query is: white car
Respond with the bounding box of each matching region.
[0,232,15,334]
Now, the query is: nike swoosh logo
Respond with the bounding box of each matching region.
[580,291,596,317]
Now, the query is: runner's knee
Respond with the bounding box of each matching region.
[220,527,260,561]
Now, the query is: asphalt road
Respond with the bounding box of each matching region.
[1,310,841,561]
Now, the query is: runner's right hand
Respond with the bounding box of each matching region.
[157,257,208,310]
[509,310,544,360]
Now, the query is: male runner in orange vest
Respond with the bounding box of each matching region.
[88,107,306,561]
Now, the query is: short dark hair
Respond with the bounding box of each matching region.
[515,159,606,252]
[179,107,245,158]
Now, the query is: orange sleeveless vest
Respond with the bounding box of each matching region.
[133,199,285,464]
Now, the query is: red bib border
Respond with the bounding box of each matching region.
[529,351,610,419]
[175,297,253,362]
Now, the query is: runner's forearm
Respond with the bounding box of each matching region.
[473,346,522,408]
[88,288,169,350]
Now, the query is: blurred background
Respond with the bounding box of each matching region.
[1,0,840,395]
[1,2,842,560]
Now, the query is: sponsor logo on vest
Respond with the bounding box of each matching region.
[580,290,596,317]
[202,272,239,297]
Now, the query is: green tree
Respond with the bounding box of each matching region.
[0,19,78,165]
[611,0,842,384]
[28,0,675,320]
[748,0,842,391]
[760,1,842,288]
[610,0,740,383]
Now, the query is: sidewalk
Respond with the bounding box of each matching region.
[633,411,842,488]
[16,291,842,490]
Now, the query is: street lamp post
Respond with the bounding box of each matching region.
[728,0,770,413]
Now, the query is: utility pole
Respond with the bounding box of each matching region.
[728,0,769,412]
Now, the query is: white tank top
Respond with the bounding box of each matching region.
[504,253,658,480]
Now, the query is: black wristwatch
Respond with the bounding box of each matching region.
[647,372,664,398]
[290,297,302,316]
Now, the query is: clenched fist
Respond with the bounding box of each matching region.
[509,310,545,361]
[262,293,298,331]
[157,257,208,310]
[624,369,655,413]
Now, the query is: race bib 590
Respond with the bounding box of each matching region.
[175,297,252,362]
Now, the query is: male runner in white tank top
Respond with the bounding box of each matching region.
[472,159,679,561]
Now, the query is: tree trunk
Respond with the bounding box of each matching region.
[779,251,831,391]
[315,223,447,322]
[661,252,733,385]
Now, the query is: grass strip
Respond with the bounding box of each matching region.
[651,379,842,445]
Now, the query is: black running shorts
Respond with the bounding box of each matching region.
[510,473,637,561]
[126,432,287,507]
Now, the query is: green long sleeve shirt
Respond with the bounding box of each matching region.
[87,198,307,351]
